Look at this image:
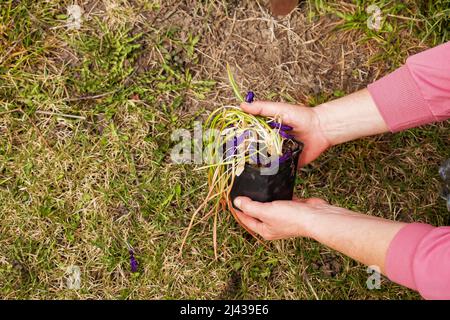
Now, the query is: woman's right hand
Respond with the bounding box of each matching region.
[241,89,390,167]
[241,100,332,166]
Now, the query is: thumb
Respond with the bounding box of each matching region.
[305,198,328,205]
[233,196,270,220]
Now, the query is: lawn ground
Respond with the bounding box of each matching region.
[0,0,449,299]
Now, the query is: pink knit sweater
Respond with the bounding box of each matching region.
[367,41,450,300]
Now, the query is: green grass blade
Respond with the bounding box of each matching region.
[226,63,244,102]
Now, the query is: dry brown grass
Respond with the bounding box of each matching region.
[0,0,448,299]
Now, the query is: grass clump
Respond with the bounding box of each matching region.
[307,0,450,68]
[0,0,447,300]
[180,66,295,258]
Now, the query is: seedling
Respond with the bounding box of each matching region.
[180,64,303,258]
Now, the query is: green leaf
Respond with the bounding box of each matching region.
[226,63,244,102]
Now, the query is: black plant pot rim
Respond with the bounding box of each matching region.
[242,138,303,171]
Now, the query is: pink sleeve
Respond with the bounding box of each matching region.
[386,223,450,299]
[367,41,450,132]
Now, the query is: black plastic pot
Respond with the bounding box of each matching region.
[229,140,303,204]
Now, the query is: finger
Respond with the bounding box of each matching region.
[240,101,299,126]
[235,211,264,236]
[293,197,328,205]
[305,197,328,205]
[293,196,307,203]
[233,196,270,220]
[297,142,324,167]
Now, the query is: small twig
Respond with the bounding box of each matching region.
[63,91,116,102]
[0,42,19,65]
[303,272,320,300]
[15,109,52,150]
[0,108,21,115]
[35,110,86,120]
[0,177,13,185]
[213,208,218,260]
[212,11,237,70]
[386,14,423,22]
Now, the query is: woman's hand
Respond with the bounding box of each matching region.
[241,89,390,166]
[241,101,331,166]
[233,196,329,240]
[233,196,405,273]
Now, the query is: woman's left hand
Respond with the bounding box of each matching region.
[233,195,406,275]
[233,196,329,240]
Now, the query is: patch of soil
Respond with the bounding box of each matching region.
[218,270,242,299]
[311,253,342,277]
[112,204,130,221]
[11,260,32,287]
[145,0,387,114]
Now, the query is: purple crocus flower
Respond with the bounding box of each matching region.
[268,121,294,140]
[279,150,292,164]
[268,121,293,131]
[278,130,294,140]
[236,130,250,145]
[129,249,138,273]
[225,130,251,158]
[245,91,255,103]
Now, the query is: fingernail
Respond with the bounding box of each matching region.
[233,197,242,209]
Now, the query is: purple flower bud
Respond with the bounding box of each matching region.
[245,91,255,103]
[279,150,292,164]
[236,130,250,145]
[268,121,293,131]
[278,130,294,140]
[225,130,247,158]
[129,249,138,273]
